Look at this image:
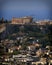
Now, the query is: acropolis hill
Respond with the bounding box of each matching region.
[0,16,52,25]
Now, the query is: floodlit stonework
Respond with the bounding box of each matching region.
[12,16,33,24]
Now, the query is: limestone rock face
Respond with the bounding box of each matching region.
[0,24,6,33]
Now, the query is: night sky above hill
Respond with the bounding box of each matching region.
[0,0,52,20]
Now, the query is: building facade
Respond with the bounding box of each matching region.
[12,16,33,24]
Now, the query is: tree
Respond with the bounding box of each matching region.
[48,25,52,46]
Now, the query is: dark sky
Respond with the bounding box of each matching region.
[0,0,52,20]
